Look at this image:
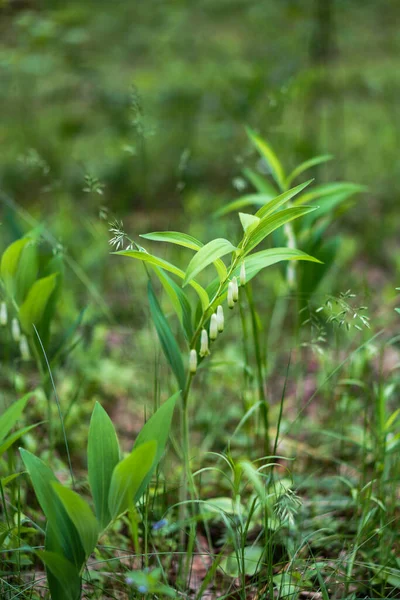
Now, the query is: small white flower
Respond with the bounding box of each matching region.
[19,335,30,361]
[199,329,209,357]
[0,302,7,326]
[217,305,224,332]
[189,349,197,374]
[232,277,239,302]
[240,262,246,286]
[12,318,21,342]
[228,282,235,309]
[209,313,218,341]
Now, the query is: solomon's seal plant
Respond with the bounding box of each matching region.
[112,176,322,496]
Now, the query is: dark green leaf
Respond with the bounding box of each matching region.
[148,281,186,391]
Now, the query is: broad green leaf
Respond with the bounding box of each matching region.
[20,449,85,569]
[148,281,186,391]
[233,248,322,283]
[286,154,333,186]
[221,545,265,577]
[152,267,193,341]
[246,127,285,190]
[19,273,58,334]
[133,392,178,499]
[243,167,278,195]
[239,213,260,234]
[88,402,120,531]
[37,550,81,600]
[52,483,99,557]
[0,394,31,443]
[108,440,157,520]
[0,237,30,295]
[15,242,39,304]
[116,250,209,310]
[183,238,236,286]
[215,194,274,217]
[140,231,227,281]
[255,180,313,219]
[244,206,316,255]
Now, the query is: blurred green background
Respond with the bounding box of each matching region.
[0,0,399,296]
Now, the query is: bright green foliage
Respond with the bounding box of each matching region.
[20,396,176,599]
[0,233,64,362]
[108,440,157,520]
[52,484,99,558]
[87,403,120,530]
[183,238,236,285]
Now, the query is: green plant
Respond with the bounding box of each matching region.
[218,128,364,299]
[20,393,177,600]
[112,180,321,545]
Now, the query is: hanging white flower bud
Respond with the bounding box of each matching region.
[240,262,246,287]
[217,305,224,332]
[0,302,7,326]
[209,313,218,341]
[228,282,235,309]
[199,329,209,357]
[19,335,30,361]
[232,276,239,302]
[189,349,197,374]
[12,318,21,342]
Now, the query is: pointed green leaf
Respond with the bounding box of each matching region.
[140,231,202,251]
[133,392,178,499]
[286,154,333,186]
[52,483,99,557]
[183,238,236,286]
[239,213,260,234]
[293,182,365,206]
[0,394,31,443]
[244,206,317,255]
[246,128,285,190]
[87,402,120,531]
[148,281,185,390]
[233,248,322,282]
[255,180,313,219]
[19,273,58,334]
[115,250,209,310]
[0,422,41,456]
[108,440,157,520]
